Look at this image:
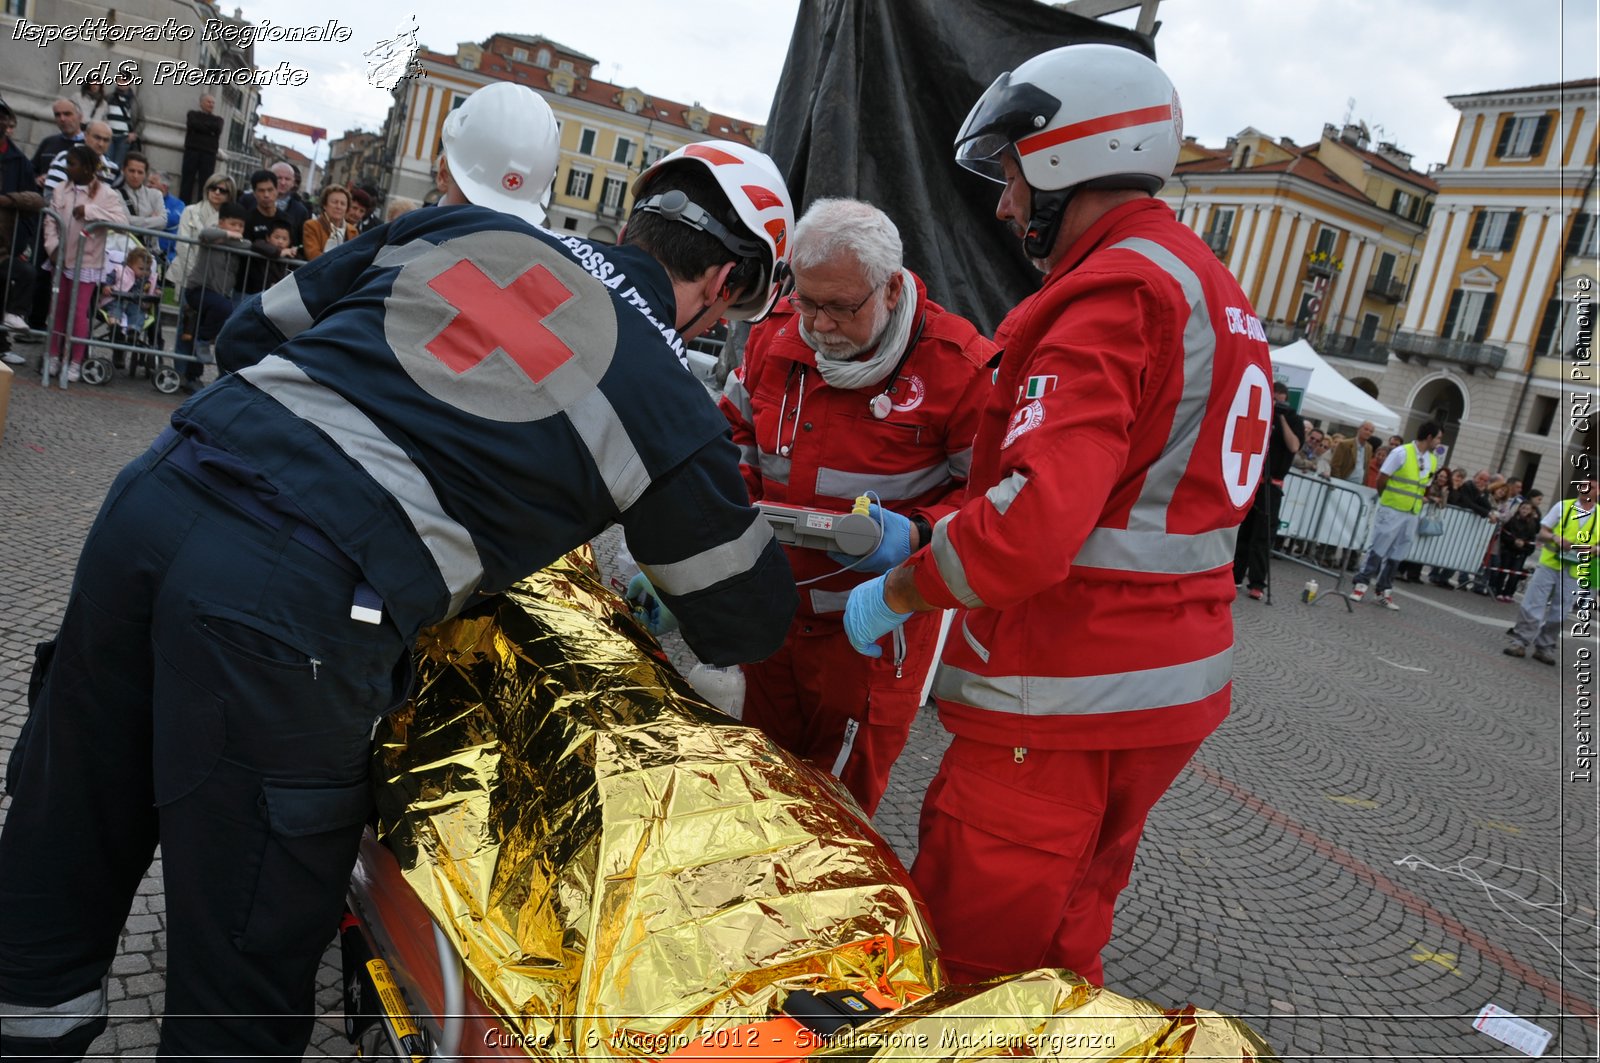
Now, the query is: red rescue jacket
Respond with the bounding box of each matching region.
[905,198,1273,750]
[721,272,994,624]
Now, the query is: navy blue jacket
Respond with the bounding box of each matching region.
[187,205,795,663]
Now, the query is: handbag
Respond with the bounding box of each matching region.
[1418,514,1444,537]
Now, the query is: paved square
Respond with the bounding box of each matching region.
[1,366,1595,1059]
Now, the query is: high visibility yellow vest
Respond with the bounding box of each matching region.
[1538,499,1597,582]
[1377,443,1434,515]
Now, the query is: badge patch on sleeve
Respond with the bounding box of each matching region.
[1017,374,1057,402]
[1221,363,1271,507]
[1002,399,1045,450]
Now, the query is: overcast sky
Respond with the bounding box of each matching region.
[241,0,1598,175]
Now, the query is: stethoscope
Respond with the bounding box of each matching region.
[775,316,928,456]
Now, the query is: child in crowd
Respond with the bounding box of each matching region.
[44,144,129,382]
[104,245,159,332]
[251,216,299,288]
[176,200,248,393]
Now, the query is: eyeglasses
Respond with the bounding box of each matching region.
[206,185,228,194]
[789,286,879,323]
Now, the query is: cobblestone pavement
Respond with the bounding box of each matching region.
[1,365,1596,1060]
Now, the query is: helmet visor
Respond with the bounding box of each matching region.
[953,72,1062,183]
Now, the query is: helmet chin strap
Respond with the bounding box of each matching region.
[1023,185,1076,261]
[679,297,721,339]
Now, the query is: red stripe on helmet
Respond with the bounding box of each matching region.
[764,218,787,259]
[1017,104,1173,155]
[742,184,784,211]
[683,143,745,165]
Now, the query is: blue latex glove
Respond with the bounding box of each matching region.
[843,574,912,657]
[828,503,913,573]
[626,573,679,635]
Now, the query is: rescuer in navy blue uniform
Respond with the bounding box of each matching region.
[0,84,799,1062]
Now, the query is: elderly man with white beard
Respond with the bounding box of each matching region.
[714,198,994,813]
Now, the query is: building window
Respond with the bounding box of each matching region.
[3,0,27,15]
[1372,251,1396,290]
[1495,114,1551,159]
[1313,227,1340,258]
[577,128,596,156]
[613,137,635,166]
[601,176,627,213]
[537,48,552,68]
[512,47,528,62]
[1391,189,1417,220]
[643,144,668,167]
[1567,212,1598,258]
[558,60,575,73]
[1202,207,1234,255]
[1529,395,1559,435]
[1469,209,1521,252]
[565,167,593,200]
[623,97,641,114]
[1534,296,1584,359]
[563,217,578,230]
[1442,289,1497,343]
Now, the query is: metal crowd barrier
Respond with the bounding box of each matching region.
[6,208,301,392]
[1275,470,1497,589]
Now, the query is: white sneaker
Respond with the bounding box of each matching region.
[66,362,81,382]
[2,313,27,331]
[1349,583,1367,602]
[46,356,60,378]
[1381,592,1400,611]
[0,350,23,365]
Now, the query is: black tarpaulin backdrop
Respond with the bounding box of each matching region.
[763,0,1154,335]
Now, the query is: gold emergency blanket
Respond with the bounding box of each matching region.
[372,552,938,1055]
[810,969,1278,1062]
[372,551,1277,1062]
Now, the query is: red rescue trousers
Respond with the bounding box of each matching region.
[910,735,1204,986]
[741,609,942,815]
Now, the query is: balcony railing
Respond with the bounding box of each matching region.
[1365,276,1406,303]
[1306,257,1337,279]
[1318,332,1392,365]
[1390,331,1507,371]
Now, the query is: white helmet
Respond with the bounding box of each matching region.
[440,82,559,226]
[955,44,1181,194]
[631,141,794,321]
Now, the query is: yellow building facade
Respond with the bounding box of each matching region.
[379,34,763,243]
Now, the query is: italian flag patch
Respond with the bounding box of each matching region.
[1018,374,1057,401]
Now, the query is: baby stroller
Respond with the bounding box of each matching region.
[92,234,176,391]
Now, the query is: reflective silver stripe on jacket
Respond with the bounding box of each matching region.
[238,355,485,616]
[0,981,107,1038]
[646,515,774,597]
[758,450,791,485]
[260,271,313,338]
[566,388,652,511]
[810,588,852,613]
[736,443,759,467]
[933,645,1233,716]
[931,512,985,608]
[1076,526,1239,574]
[721,371,753,421]
[949,446,974,480]
[816,461,949,502]
[1068,236,1227,575]
[1108,237,1217,533]
[986,472,1027,515]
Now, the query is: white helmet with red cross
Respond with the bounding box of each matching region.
[440,81,560,226]
[631,141,794,322]
[954,43,1181,195]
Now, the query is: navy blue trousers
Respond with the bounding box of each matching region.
[0,433,408,1060]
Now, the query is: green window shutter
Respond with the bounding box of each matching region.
[1534,297,1562,356]
[1493,117,1513,158]
[1500,211,1522,252]
[1530,115,1551,157]
[1468,210,1486,251]
[1472,292,1497,343]
[1442,290,1462,338]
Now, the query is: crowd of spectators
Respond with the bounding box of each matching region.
[1284,413,1547,602]
[0,89,398,382]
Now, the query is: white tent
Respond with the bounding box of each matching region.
[1270,339,1401,436]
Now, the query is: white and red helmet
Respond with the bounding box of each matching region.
[955,43,1181,195]
[631,141,795,321]
[441,82,560,226]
